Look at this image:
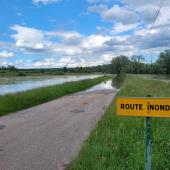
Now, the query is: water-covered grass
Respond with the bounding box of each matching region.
[0,76,109,116]
[69,75,170,170]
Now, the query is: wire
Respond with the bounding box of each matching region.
[141,0,166,65]
[66,1,166,68]
[144,0,166,42]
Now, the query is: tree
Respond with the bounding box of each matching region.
[130,55,145,74]
[62,67,68,72]
[111,56,130,74]
[156,50,170,74]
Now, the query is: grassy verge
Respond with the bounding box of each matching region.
[0,76,109,116]
[69,75,170,170]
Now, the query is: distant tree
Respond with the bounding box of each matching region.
[5,65,17,71]
[130,55,145,74]
[156,50,170,74]
[111,56,130,74]
[62,67,68,72]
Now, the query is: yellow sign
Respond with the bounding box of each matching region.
[117,97,170,117]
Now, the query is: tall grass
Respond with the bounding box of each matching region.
[69,75,170,170]
[0,76,109,116]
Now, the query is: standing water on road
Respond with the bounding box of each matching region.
[86,80,114,92]
[0,75,101,95]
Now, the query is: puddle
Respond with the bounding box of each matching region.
[85,80,114,92]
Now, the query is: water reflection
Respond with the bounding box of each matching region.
[0,75,101,95]
[86,80,114,92]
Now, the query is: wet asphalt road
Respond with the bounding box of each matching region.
[0,89,117,170]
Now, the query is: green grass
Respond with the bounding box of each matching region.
[69,75,170,170]
[0,76,109,116]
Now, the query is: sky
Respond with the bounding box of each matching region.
[0,0,170,68]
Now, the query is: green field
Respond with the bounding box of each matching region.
[69,75,170,170]
[0,76,109,116]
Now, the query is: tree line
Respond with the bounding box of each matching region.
[110,49,170,74]
[1,49,170,75]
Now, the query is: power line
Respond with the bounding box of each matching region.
[66,0,166,67]
[142,0,166,66]
[144,0,166,42]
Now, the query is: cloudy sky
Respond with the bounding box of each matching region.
[0,0,169,68]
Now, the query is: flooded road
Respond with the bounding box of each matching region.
[0,83,116,170]
[86,80,114,92]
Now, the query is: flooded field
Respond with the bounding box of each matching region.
[0,75,101,95]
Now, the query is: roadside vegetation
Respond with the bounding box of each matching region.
[0,76,109,116]
[69,75,170,170]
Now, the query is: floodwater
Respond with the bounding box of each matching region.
[86,80,114,92]
[0,75,101,95]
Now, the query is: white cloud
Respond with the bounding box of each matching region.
[6,24,150,67]
[101,53,114,62]
[3,0,170,68]
[47,30,83,45]
[32,0,61,5]
[111,23,138,34]
[102,5,138,24]
[51,31,82,40]
[96,26,104,30]
[11,25,47,51]
[124,0,170,7]
[124,0,170,26]
[50,32,112,57]
[11,25,44,42]
[87,4,107,13]
[33,58,56,67]
[85,0,170,59]
[0,51,14,58]
[53,45,83,56]
[82,35,111,49]
[31,57,89,68]
[88,5,138,24]
[8,14,170,68]
[0,61,14,67]
[16,40,45,50]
